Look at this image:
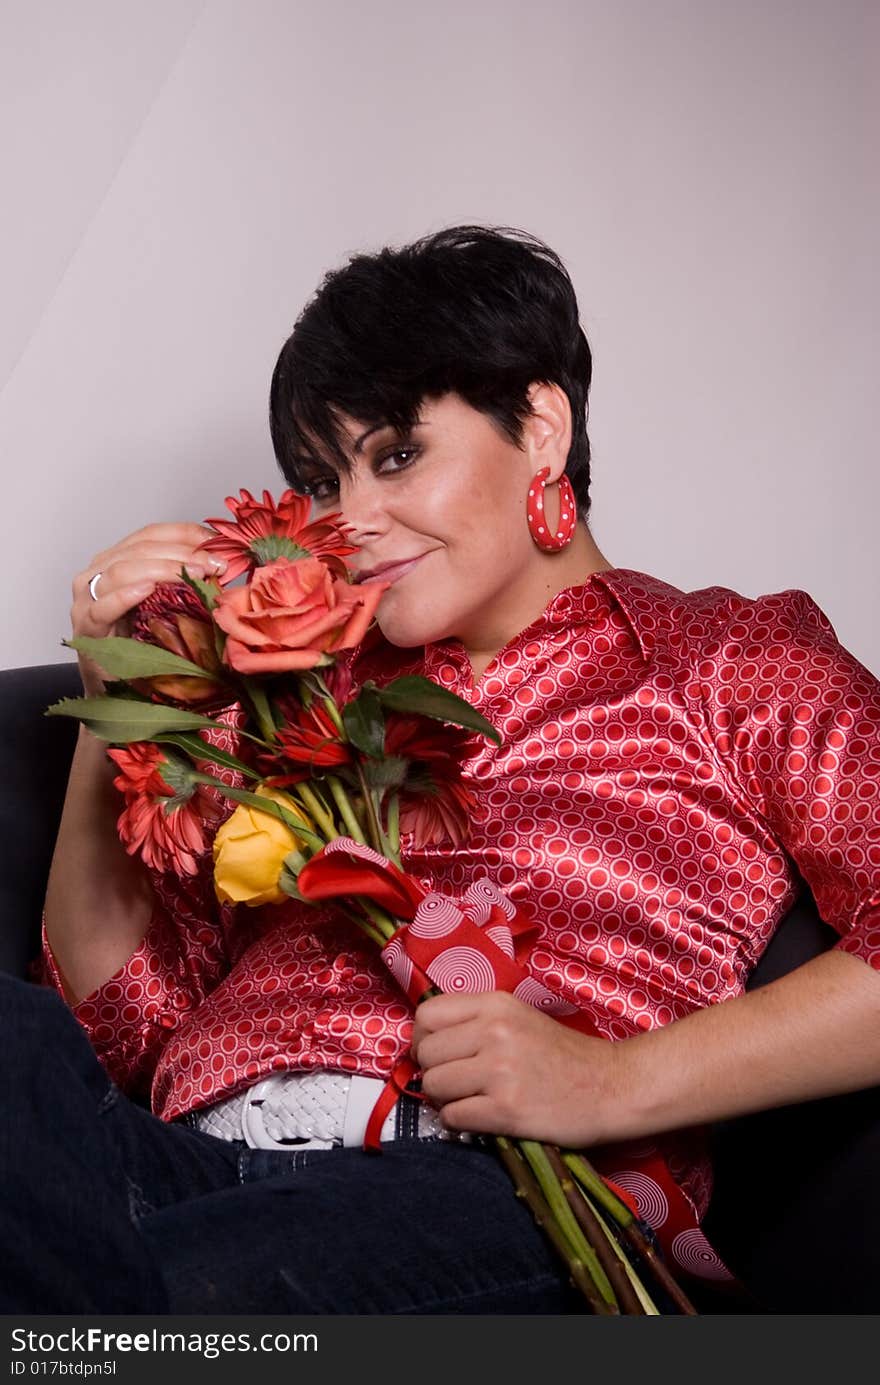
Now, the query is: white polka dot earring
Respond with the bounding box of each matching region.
[526,467,577,551]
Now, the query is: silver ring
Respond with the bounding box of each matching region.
[87,572,103,602]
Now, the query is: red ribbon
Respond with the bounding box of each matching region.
[380,899,731,1282]
[297,839,733,1283]
[363,1054,420,1151]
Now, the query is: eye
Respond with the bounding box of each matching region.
[300,443,419,505]
[377,445,420,473]
[300,474,339,503]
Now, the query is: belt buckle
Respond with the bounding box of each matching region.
[240,1075,336,1152]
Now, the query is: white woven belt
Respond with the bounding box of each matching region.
[193,1070,451,1151]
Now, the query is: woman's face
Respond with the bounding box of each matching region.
[300,391,561,660]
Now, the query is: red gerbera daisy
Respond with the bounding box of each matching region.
[383,714,477,849]
[198,488,357,583]
[399,775,474,850]
[108,743,225,876]
[268,695,353,784]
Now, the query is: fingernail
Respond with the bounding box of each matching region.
[208,558,227,573]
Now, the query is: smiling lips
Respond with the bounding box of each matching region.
[355,554,428,587]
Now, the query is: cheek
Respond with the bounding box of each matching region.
[462,502,528,569]
[412,453,508,535]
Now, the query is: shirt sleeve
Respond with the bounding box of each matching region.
[693,588,880,970]
[32,712,248,1100]
[34,860,233,1100]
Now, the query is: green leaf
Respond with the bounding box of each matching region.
[298,670,330,701]
[179,565,221,612]
[195,780,324,850]
[45,695,220,742]
[278,844,312,901]
[64,635,212,683]
[342,688,385,758]
[375,676,502,745]
[151,732,260,780]
[283,846,309,874]
[278,863,307,902]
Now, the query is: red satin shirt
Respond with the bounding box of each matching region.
[40,568,880,1217]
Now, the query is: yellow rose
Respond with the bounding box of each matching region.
[213,788,310,907]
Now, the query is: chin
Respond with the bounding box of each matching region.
[375,603,454,651]
[375,618,435,649]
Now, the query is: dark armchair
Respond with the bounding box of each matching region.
[2,662,877,1313]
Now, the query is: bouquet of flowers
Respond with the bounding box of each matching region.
[49,488,696,1315]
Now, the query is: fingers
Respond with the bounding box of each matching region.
[411,991,498,1049]
[414,995,521,1132]
[435,1096,510,1136]
[69,522,226,695]
[411,991,524,1065]
[87,522,213,570]
[76,552,223,604]
[421,1058,524,1137]
[74,573,163,639]
[412,1016,482,1072]
[420,1054,485,1108]
[72,541,226,639]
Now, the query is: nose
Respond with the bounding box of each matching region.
[334,472,390,547]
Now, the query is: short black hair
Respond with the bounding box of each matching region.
[269,224,594,515]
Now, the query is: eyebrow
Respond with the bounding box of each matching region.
[352,423,391,455]
[292,429,383,476]
[295,419,424,475]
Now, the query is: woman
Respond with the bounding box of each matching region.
[8,225,879,1314]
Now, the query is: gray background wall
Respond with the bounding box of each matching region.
[2,0,877,672]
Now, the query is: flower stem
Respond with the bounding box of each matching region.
[520,1140,617,1309]
[564,1154,697,1315]
[243,680,278,743]
[326,776,368,845]
[616,1220,699,1315]
[355,761,385,854]
[335,903,388,949]
[590,1200,661,1315]
[494,1138,616,1314]
[386,792,401,861]
[543,1145,646,1314]
[322,697,346,736]
[562,1152,636,1226]
[293,782,338,841]
[358,899,398,943]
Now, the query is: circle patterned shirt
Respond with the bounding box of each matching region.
[39,568,880,1217]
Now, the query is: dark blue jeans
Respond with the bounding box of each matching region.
[1,974,583,1314]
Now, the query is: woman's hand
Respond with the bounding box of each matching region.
[413,955,880,1150]
[411,990,623,1149]
[71,522,225,696]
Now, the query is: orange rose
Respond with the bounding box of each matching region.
[214,556,387,674]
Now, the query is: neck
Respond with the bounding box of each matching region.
[465,526,614,682]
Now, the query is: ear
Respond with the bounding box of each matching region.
[522,382,572,482]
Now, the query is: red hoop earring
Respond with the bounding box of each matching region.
[526,468,577,552]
